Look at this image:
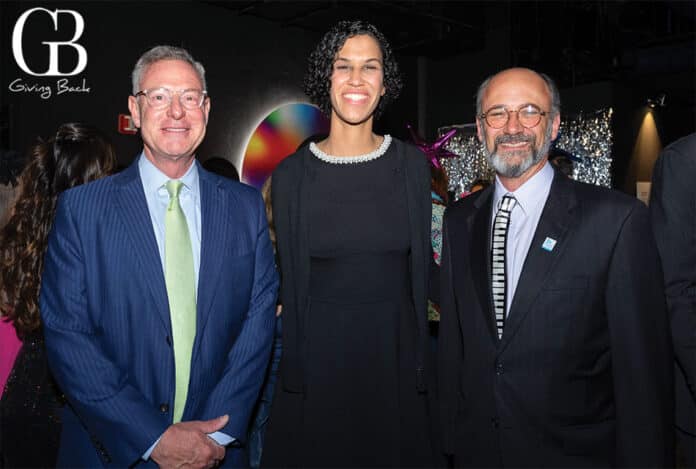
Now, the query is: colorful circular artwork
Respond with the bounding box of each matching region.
[241,102,329,189]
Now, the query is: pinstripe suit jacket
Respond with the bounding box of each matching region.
[40,160,278,467]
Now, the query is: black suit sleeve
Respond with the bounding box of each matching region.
[437,212,462,455]
[650,136,696,400]
[606,201,674,466]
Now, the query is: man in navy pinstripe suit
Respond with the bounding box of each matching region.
[40,45,278,468]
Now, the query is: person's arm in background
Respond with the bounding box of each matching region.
[650,136,696,400]
[607,201,674,466]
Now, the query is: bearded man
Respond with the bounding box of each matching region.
[437,67,674,467]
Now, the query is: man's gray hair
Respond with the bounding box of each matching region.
[131,45,207,94]
[475,69,561,117]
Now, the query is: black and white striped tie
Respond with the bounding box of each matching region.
[491,194,516,339]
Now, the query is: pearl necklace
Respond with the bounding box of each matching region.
[309,135,392,164]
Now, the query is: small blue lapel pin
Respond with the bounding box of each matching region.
[542,237,557,252]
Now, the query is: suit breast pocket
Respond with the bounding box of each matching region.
[537,276,590,337]
[541,276,589,312]
[543,275,589,291]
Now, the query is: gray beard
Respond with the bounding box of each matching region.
[484,125,553,178]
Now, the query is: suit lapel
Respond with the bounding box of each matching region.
[498,173,578,352]
[113,162,171,334]
[196,168,228,341]
[469,188,498,342]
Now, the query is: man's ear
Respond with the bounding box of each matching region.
[551,112,561,141]
[128,96,141,129]
[202,97,211,124]
[476,118,484,143]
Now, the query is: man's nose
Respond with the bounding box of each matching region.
[167,95,185,119]
[504,110,522,133]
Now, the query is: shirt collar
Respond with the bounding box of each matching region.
[493,160,554,216]
[138,152,199,196]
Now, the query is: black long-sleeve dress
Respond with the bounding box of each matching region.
[263,139,433,467]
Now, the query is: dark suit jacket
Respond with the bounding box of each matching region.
[271,138,432,393]
[650,133,696,437]
[438,168,674,467]
[40,160,279,467]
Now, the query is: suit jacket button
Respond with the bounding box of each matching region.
[495,361,503,375]
[491,417,500,428]
[159,403,169,413]
[165,336,172,346]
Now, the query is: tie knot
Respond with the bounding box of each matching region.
[500,194,517,213]
[166,180,184,199]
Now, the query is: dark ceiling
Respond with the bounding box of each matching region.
[204,1,695,87]
[205,1,487,57]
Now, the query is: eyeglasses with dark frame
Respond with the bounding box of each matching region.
[479,104,549,129]
[134,87,208,110]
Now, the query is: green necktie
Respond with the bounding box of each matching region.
[164,180,196,423]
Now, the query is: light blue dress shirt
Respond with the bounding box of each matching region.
[491,161,554,315]
[137,154,233,458]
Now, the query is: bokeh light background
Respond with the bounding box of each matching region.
[241,103,329,188]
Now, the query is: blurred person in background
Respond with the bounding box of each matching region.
[650,132,696,467]
[0,122,116,467]
[202,156,240,182]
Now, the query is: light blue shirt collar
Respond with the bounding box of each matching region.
[138,153,199,196]
[493,160,554,215]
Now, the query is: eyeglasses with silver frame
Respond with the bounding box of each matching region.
[480,104,549,129]
[134,87,208,110]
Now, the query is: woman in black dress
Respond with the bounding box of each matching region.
[264,21,433,467]
[0,123,116,467]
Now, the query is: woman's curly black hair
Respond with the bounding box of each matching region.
[303,20,403,120]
